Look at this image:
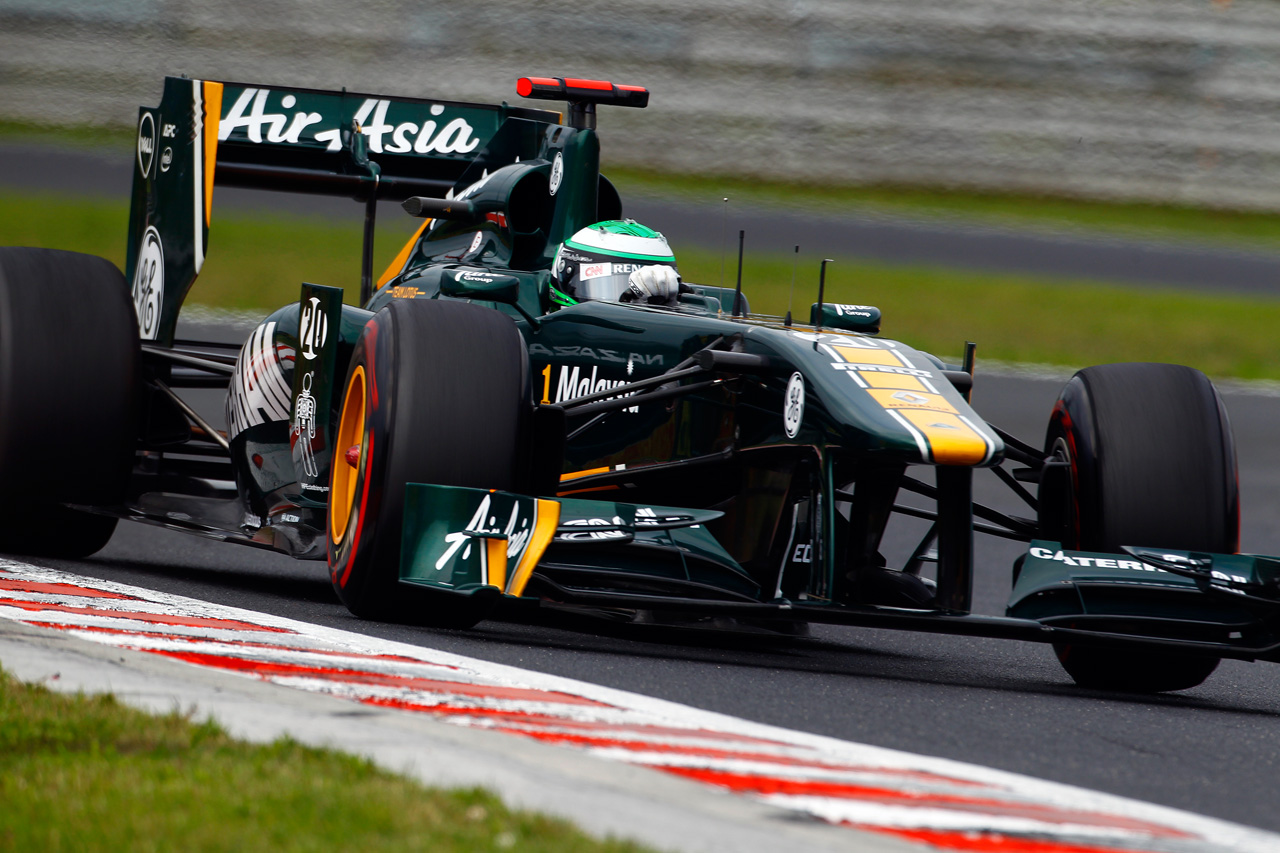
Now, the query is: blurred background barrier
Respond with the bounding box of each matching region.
[2,0,1278,209]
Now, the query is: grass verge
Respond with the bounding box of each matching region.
[5,188,1280,380]
[609,166,1280,251]
[0,190,417,313]
[672,246,1280,380]
[0,667,652,853]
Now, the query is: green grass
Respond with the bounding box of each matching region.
[671,246,1280,380]
[609,165,1280,252]
[0,668,653,853]
[0,190,419,313]
[0,119,138,153]
[6,187,1280,379]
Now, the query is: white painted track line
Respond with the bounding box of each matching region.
[1,559,1276,853]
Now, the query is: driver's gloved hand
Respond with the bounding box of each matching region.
[627,265,681,305]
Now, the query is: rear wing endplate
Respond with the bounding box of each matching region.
[124,76,558,345]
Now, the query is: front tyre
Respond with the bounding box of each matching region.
[327,299,530,626]
[1044,362,1236,692]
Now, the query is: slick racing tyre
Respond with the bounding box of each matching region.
[328,299,531,626]
[1043,362,1236,692]
[0,248,139,557]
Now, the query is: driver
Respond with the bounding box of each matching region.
[549,220,682,306]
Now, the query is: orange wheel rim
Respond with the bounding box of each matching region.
[330,365,366,544]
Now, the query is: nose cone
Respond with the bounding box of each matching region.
[861,385,996,466]
[774,330,1004,466]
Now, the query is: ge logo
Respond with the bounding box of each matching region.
[131,226,164,340]
[298,296,328,360]
[784,372,804,438]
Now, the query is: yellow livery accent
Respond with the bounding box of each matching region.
[866,388,957,415]
[830,345,905,367]
[560,466,612,482]
[506,499,562,596]
[858,371,928,392]
[202,80,223,227]
[485,536,508,591]
[899,410,991,465]
[377,219,431,288]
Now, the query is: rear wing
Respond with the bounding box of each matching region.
[124,76,560,345]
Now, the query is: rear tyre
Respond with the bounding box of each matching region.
[0,248,139,558]
[327,299,530,626]
[1044,362,1236,692]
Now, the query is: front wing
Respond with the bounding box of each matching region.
[402,485,1280,661]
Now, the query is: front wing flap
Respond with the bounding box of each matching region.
[398,484,726,598]
[1008,540,1280,643]
[401,510,1280,657]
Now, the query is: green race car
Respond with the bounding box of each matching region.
[0,75,1268,693]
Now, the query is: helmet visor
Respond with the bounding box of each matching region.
[575,260,676,301]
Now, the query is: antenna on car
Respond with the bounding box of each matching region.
[962,341,977,403]
[719,197,729,291]
[731,230,746,317]
[785,245,799,327]
[814,258,833,332]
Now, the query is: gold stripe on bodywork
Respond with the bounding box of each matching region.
[202,81,223,226]
[898,410,990,465]
[830,345,905,367]
[560,466,612,482]
[858,371,928,392]
[377,218,431,288]
[485,537,508,591]
[865,388,957,414]
[506,498,562,597]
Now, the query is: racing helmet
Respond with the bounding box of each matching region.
[551,220,677,303]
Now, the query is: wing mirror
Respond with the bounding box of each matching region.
[810,303,881,334]
[439,269,522,303]
[439,268,540,328]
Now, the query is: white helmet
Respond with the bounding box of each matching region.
[551,220,678,304]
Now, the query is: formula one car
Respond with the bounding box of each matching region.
[1,75,1274,693]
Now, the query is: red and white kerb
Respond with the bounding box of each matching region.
[0,560,1271,853]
